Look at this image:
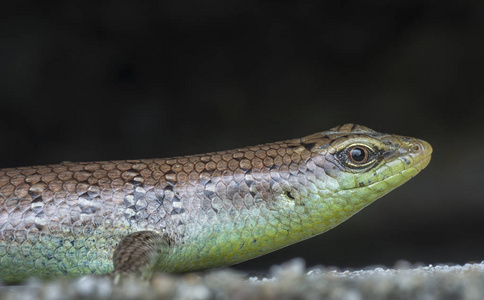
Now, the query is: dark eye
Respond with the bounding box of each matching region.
[337,144,376,170]
[347,146,369,165]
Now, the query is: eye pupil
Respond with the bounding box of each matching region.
[350,148,365,162]
[347,146,369,165]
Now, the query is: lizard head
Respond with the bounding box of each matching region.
[295,123,432,228]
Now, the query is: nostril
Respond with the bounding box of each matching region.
[409,144,420,152]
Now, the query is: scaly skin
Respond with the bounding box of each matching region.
[0,124,432,282]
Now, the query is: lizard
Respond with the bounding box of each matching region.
[0,124,432,283]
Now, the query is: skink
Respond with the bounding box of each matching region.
[0,124,432,282]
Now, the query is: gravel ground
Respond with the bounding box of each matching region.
[1,259,484,300]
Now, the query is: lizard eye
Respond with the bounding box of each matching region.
[339,144,376,169]
[348,146,369,164]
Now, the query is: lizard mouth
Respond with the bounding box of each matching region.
[408,138,432,172]
[371,140,432,192]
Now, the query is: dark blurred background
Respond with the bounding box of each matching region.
[1,1,483,272]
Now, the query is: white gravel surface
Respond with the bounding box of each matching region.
[1,259,484,300]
